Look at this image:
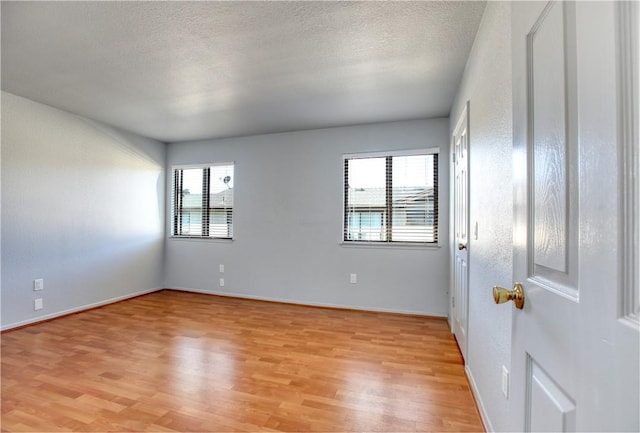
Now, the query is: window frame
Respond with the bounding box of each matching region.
[341,148,439,247]
[170,162,234,240]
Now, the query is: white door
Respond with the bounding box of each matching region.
[508,1,639,431]
[452,103,470,361]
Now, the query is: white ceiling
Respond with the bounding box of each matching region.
[1,1,486,143]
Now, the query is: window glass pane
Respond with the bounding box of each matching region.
[181,209,203,236]
[345,157,387,241]
[348,158,386,189]
[392,155,436,242]
[348,211,384,241]
[182,168,204,194]
[210,165,234,195]
[209,209,233,238]
[179,168,204,236]
[347,158,386,209]
[209,164,233,239]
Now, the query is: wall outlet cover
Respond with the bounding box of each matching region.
[34,279,44,291]
[502,365,509,398]
[34,298,43,310]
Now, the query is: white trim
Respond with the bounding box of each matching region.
[452,101,470,137]
[466,365,494,432]
[167,286,448,318]
[343,147,439,160]
[1,287,162,332]
[618,0,639,327]
[340,241,440,250]
[168,236,233,243]
[170,161,235,170]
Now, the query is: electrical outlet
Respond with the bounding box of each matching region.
[34,298,43,310]
[34,279,44,291]
[219,278,225,287]
[350,273,357,284]
[502,365,509,398]
[219,264,225,273]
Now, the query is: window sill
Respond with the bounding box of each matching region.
[169,236,234,243]
[340,241,440,250]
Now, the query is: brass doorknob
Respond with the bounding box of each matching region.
[493,283,525,309]
[458,243,467,250]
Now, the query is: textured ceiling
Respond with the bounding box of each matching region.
[1,1,486,143]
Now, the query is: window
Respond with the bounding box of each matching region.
[343,150,438,244]
[172,164,234,239]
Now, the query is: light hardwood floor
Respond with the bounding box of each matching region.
[1,290,484,432]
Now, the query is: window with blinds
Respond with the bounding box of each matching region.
[172,163,234,239]
[343,151,438,244]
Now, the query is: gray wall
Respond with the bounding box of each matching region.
[165,119,450,316]
[449,3,514,432]
[1,92,166,330]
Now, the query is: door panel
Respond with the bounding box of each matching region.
[528,1,579,299]
[527,357,576,433]
[511,1,639,431]
[530,0,568,274]
[452,103,469,361]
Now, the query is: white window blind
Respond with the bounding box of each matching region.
[172,164,234,239]
[343,151,438,244]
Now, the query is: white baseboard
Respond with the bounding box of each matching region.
[1,287,162,332]
[465,364,493,432]
[167,286,447,318]
[2,286,447,331]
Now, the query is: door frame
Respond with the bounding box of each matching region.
[451,101,470,360]
[618,0,639,327]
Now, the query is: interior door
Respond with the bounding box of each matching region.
[452,103,469,361]
[508,1,639,431]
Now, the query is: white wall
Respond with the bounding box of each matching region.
[449,3,514,432]
[165,119,450,316]
[1,92,166,330]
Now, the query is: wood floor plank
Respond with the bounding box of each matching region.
[1,290,484,432]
